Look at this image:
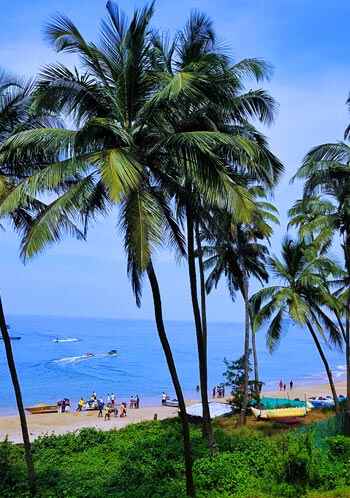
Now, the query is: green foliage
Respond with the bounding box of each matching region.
[328,435,350,458]
[1,416,350,497]
[223,353,252,408]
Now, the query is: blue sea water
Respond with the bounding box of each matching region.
[0,315,346,414]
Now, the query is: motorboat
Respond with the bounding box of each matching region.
[108,349,118,356]
[0,336,21,340]
[163,399,179,407]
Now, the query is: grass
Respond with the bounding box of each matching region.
[0,410,349,498]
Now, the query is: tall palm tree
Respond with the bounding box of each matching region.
[0,71,41,495]
[203,192,278,424]
[252,238,343,413]
[0,4,198,495]
[293,139,350,421]
[0,3,273,493]
[1,5,283,454]
[151,12,283,445]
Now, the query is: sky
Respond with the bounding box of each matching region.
[1,0,350,321]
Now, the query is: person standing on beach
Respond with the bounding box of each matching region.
[97,398,104,417]
[135,395,140,409]
[111,393,115,408]
[290,380,293,390]
[212,386,216,398]
[279,380,283,391]
[161,392,167,405]
[106,393,111,405]
[283,384,286,392]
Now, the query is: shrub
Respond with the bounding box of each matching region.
[328,435,350,458]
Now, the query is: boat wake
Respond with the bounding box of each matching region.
[53,337,80,343]
[53,352,117,365]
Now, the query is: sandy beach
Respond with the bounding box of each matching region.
[0,404,180,443]
[0,379,347,444]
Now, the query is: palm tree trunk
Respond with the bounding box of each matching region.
[146,262,195,497]
[240,277,250,425]
[186,206,214,450]
[0,297,36,495]
[345,297,350,434]
[305,319,340,414]
[250,320,259,389]
[195,223,208,360]
[342,236,350,432]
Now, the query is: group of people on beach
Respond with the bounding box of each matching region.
[57,391,140,420]
[279,379,294,391]
[212,384,225,398]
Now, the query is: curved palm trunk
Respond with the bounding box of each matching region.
[305,320,340,414]
[186,207,214,450]
[0,297,36,495]
[240,277,250,425]
[147,262,195,497]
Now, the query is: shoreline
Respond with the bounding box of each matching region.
[0,378,347,443]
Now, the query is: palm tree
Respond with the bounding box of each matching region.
[203,192,278,424]
[151,12,283,444]
[0,71,46,495]
[0,5,283,454]
[293,140,350,422]
[0,3,267,494]
[252,238,343,413]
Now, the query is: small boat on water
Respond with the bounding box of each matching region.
[26,404,58,414]
[0,336,21,341]
[53,337,79,343]
[108,349,118,356]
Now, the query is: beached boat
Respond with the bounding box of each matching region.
[251,406,308,420]
[26,404,58,414]
[309,397,335,409]
[164,399,179,407]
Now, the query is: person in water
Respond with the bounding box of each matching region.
[290,380,294,390]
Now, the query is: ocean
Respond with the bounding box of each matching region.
[0,315,346,414]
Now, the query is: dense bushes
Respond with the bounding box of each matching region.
[1,417,350,497]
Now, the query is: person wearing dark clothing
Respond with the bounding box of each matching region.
[290,380,293,390]
[97,399,104,418]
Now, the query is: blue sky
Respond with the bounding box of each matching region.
[1,0,350,321]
